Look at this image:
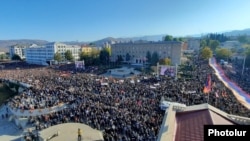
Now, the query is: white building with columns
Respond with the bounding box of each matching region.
[111,41,183,65]
[25,42,81,65]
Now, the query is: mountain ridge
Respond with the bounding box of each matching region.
[0,28,250,52]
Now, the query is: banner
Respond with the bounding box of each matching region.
[75,61,85,70]
[159,65,176,77]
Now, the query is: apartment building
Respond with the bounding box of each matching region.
[25,42,81,65]
[9,44,29,59]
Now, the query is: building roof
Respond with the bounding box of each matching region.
[175,109,235,141]
[38,123,104,141]
[157,103,250,141]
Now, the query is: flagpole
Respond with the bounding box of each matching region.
[207,92,209,104]
[242,55,246,75]
[175,63,178,80]
[157,62,159,78]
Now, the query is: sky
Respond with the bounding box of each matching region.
[0,0,250,42]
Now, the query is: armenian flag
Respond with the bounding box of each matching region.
[203,74,212,94]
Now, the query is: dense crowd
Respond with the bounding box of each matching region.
[0,55,250,141]
[222,59,250,94]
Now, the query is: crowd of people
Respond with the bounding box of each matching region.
[222,59,250,94]
[0,54,250,141]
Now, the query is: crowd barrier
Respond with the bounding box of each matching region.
[8,103,68,117]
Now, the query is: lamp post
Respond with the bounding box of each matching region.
[242,55,246,75]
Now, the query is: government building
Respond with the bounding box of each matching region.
[111,41,184,65]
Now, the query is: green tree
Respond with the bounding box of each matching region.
[64,50,74,61]
[104,47,111,56]
[245,48,250,67]
[201,47,212,60]
[99,49,110,65]
[116,55,123,64]
[209,40,220,51]
[151,51,160,65]
[200,40,207,48]
[146,51,152,63]
[125,53,131,62]
[11,54,21,60]
[215,48,232,60]
[80,52,91,65]
[91,48,100,58]
[164,35,173,41]
[159,58,171,65]
[54,52,62,62]
[0,54,4,60]
[238,35,248,43]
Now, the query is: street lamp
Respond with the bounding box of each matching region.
[242,55,246,75]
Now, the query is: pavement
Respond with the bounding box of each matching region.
[0,105,23,141]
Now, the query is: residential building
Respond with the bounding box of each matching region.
[25,42,81,65]
[81,46,93,54]
[220,40,241,49]
[9,44,29,59]
[187,38,200,51]
[111,41,183,65]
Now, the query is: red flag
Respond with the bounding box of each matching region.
[203,75,212,94]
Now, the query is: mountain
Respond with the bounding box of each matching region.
[223,28,250,36]
[93,35,166,46]
[0,39,48,52]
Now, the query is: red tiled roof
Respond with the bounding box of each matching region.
[175,109,213,141]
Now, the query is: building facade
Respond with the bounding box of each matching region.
[81,46,93,54]
[9,45,28,59]
[187,38,200,51]
[25,42,81,65]
[111,41,183,65]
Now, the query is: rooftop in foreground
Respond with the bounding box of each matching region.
[157,103,250,141]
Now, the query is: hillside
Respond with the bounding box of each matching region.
[0,39,48,52]
[223,28,250,36]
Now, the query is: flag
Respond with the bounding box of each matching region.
[215,91,219,98]
[203,75,212,94]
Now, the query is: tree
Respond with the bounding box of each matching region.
[209,40,220,51]
[245,48,250,67]
[201,47,212,60]
[11,54,21,60]
[200,40,207,48]
[54,52,62,62]
[64,50,74,61]
[238,35,249,43]
[151,51,160,65]
[104,47,111,56]
[164,35,173,41]
[215,48,232,60]
[125,53,131,62]
[116,55,123,64]
[146,51,152,63]
[159,58,171,65]
[80,52,91,65]
[99,49,110,65]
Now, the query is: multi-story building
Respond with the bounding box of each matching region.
[111,41,183,65]
[81,46,93,54]
[187,38,200,51]
[25,42,81,65]
[9,44,29,59]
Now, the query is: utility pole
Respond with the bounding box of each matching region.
[242,55,246,75]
